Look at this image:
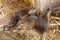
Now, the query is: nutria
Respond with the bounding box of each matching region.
[15,7,38,21]
[15,7,39,30]
[0,7,39,31]
[35,0,60,40]
[16,15,38,30]
[35,0,60,33]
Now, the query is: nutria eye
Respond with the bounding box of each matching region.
[20,22,24,25]
[21,22,23,24]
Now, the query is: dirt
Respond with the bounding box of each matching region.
[0,0,60,40]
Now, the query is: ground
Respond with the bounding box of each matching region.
[0,0,60,40]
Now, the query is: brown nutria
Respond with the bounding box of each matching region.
[16,15,38,30]
[15,7,38,21]
[35,0,60,34]
[15,7,39,30]
[35,0,60,40]
[35,10,51,34]
[0,7,39,31]
[15,8,38,29]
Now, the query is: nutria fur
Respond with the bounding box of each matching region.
[15,7,38,20]
[35,0,60,34]
[0,15,17,31]
[16,15,38,30]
